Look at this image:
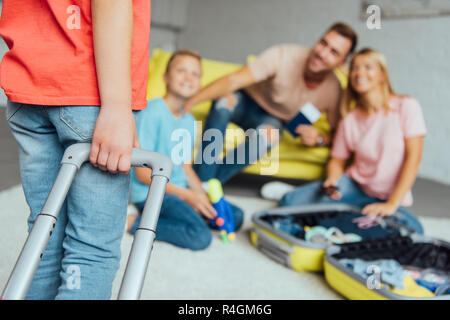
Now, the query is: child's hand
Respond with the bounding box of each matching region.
[362,202,398,217]
[184,190,217,220]
[90,106,139,174]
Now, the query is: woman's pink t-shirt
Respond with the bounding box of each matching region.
[331,96,427,207]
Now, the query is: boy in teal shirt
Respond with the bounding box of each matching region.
[129,50,243,250]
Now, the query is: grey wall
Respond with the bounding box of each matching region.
[150,0,191,52]
[0,0,448,185]
[177,0,450,185]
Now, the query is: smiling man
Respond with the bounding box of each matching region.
[184,22,358,184]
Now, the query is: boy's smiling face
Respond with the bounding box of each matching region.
[164,55,202,100]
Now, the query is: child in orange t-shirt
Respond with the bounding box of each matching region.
[0,0,150,299]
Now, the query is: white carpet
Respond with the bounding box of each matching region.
[1,184,449,300]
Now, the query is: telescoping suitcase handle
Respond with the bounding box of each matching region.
[1,143,173,300]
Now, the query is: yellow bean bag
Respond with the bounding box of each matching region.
[146,48,346,180]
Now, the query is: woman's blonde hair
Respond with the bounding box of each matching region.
[340,48,395,117]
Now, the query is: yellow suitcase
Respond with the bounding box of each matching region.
[250,203,368,272]
[324,234,450,300]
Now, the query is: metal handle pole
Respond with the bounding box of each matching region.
[1,164,78,300]
[117,175,168,300]
[118,148,172,300]
[1,143,172,300]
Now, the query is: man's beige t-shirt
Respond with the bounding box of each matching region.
[245,44,342,129]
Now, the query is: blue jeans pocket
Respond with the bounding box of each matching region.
[6,101,24,121]
[59,106,99,141]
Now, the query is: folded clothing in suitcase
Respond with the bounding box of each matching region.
[250,204,412,272]
[324,234,450,300]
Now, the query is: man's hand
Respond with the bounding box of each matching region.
[89,106,140,174]
[295,125,321,146]
[362,202,398,217]
[183,189,217,220]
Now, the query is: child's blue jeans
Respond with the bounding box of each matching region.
[6,101,132,300]
[279,174,424,235]
[132,194,244,250]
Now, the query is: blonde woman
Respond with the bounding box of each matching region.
[278,48,426,234]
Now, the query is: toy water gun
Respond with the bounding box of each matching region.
[207,179,235,243]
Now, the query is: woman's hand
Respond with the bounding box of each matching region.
[322,178,341,200]
[183,190,217,220]
[362,201,398,217]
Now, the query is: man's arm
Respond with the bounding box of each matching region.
[183,65,256,114]
[90,0,139,174]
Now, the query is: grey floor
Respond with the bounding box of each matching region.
[1,107,449,218]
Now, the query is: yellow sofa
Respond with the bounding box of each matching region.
[146,49,346,180]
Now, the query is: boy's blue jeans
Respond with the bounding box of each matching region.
[194,90,283,184]
[132,194,244,250]
[6,101,131,300]
[279,174,424,235]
